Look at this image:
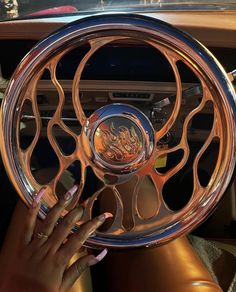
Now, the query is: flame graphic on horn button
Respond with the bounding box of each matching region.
[94,117,143,165]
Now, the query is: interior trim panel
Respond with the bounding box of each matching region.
[0,11,236,47]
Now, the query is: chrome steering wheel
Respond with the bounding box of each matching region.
[1,14,236,248]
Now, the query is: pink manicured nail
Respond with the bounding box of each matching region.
[96,248,108,261]
[64,185,78,201]
[32,187,46,208]
[88,248,108,266]
[98,212,113,222]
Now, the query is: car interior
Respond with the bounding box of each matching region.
[0,1,235,292]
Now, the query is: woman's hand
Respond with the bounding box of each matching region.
[0,186,112,292]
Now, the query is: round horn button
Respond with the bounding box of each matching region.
[94,117,143,165]
[82,103,154,176]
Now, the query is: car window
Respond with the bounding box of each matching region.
[1,0,236,21]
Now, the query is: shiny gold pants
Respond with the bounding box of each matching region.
[0,201,222,292]
[92,236,222,292]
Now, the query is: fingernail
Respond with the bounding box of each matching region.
[88,248,108,266]
[64,185,78,201]
[32,187,46,208]
[98,212,113,223]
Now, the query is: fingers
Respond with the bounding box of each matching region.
[58,213,113,262]
[22,188,46,246]
[44,205,84,254]
[61,249,108,291]
[32,185,78,248]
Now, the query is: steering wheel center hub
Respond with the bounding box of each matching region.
[94,117,143,165]
[82,104,154,176]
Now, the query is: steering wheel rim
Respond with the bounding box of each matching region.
[1,13,236,248]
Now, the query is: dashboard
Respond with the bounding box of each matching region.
[0,28,235,144]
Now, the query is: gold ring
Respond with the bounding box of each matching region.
[36,232,49,240]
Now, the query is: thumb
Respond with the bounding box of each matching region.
[61,249,108,291]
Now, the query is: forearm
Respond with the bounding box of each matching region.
[0,275,54,292]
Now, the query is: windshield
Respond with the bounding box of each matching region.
[1,0,236,21]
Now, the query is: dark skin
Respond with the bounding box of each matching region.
[0,187,112,292]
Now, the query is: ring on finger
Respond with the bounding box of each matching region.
[76,263,83,276]
[36,232,49,240]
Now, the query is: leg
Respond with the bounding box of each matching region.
[92,178,223,292]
